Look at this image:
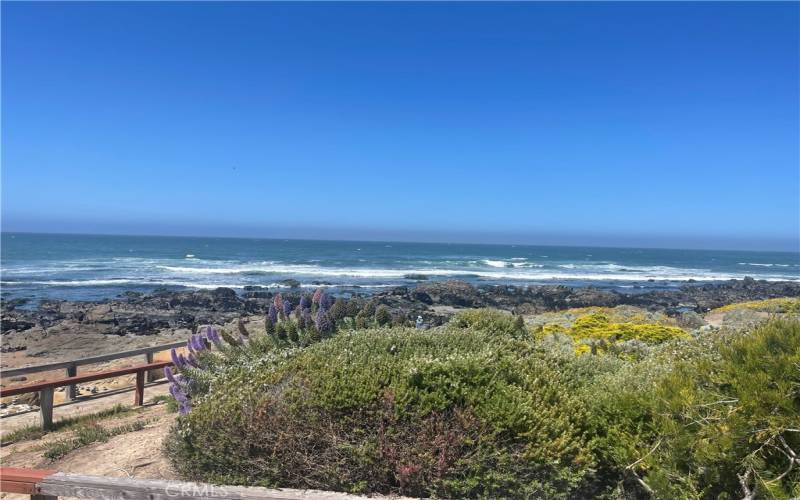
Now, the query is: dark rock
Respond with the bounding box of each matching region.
[279,279,301,288]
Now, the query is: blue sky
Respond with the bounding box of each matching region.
[2,2,798,251]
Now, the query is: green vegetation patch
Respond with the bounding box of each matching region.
[2,403,135,445]
[43,419,149,461]
[712,296,800,314]
[165,309,800,498]
[167,325,598,497]
[536,312,689,354]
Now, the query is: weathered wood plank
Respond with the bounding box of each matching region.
[39,473,373,500]
[39,387,54,431]
[66,364,78,401]
[0,467,58,481]
[0,340,186,378]
[0,361,172,397]
[0,479,40,495]
[145,352,157,383]
[134,371,145,406]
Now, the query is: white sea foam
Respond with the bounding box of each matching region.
[147,262,799,283]
[738,262,792,267]
[483,260,512,268]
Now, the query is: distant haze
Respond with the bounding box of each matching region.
[2,2,798,252]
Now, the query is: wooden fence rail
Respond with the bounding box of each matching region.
[1,340,186,400]
[0,361,172,430]
[0,467,364,499]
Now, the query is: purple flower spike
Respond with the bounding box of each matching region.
[273,293,284,311]
[178,402,192,415]
[268,304,278,324]
[178,353,189,368]
[300,295,310,310]
[312,288,323,305]
[315,308,333,334]
[283,299,293,318]
[169,383,187,403]
[319,292,332,310]
[165,366,177,385]
[186,352,200,369]
[191,334,206,352]
[170,348,184,368]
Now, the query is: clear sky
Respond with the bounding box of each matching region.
[2,2,798,251]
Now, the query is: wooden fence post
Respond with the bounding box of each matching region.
[134,371,145,406]
[144,352,156,382]
[39,388,54,431]
[65,364,77,401]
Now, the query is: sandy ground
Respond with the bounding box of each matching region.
[0,381,177,500]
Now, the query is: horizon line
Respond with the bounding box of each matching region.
[2,230,798,255]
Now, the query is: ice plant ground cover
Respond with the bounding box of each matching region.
[164,299,800,498]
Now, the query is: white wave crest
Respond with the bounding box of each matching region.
[738,262,792,267]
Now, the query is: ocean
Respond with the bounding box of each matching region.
[1,232,798,304]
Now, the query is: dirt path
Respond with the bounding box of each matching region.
[0,386,178,500]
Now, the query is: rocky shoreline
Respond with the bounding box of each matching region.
[2,277,799,342]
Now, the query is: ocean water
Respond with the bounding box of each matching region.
[1,232,798,304]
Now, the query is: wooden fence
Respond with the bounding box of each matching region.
[0,341,184,430]
[1,340,186,399]
[0,467,364,499]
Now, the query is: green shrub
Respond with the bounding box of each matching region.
[712,297,800,314]
[449,308,528,338]
[537,313,689,354]
[589,319,800,498]
[165,309,800,499]
[166,326,599,497]
[374,305,392,326]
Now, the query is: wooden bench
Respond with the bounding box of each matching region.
[0,361,172,430]
[0,467,364,499]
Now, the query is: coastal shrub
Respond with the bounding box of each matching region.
[164,305,800,498]
[449,308,528,338]
[165,326,601,497]
[586,319,800,498]
[374,305,392,326]
[536,313,689,354]
[711,296,800,314]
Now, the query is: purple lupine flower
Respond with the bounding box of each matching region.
[193,334,207,352]
[170,348,184,368]
[315,308,333,335]
[273,293,284,311]
[179,353,190,368]
[178,402,192,415]
[312,288,323,305]
[299,295,311,310]
[205,325,218,339]
[169,383,184,401]
[186,352,200,369]
[268,304,278,324]
[165,365,177,385]
[206,326,222,347]
[283,299,293,318]
[303,309,313,328]
[319,292,333,310]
